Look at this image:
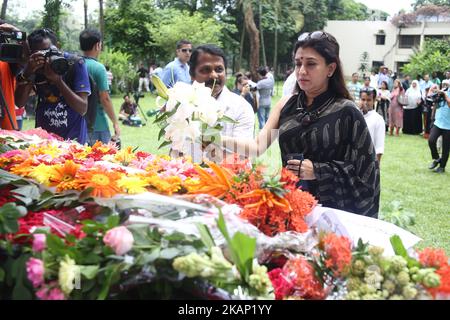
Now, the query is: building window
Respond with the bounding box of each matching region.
[399,35,420,49]
[376,34,385,45]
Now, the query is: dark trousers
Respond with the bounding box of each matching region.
[428,125,450,168]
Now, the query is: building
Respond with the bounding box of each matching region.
[324,19,450,78]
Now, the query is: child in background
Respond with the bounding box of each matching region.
[360,87,385,163]
[15,105,25,130]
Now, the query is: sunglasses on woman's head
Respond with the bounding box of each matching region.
[360,87,377,93]
[298,31,337,44]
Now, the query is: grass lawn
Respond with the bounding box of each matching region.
[21,83,449,253]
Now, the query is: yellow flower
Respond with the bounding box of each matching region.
[58,256,78,295]
[49,160,81,191]
[114,146,136,165]
[146,175,182,195]
[183,177,201,193]
[29,163,54,185]
[117,175,149,194]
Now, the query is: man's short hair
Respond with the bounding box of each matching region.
[79,29,102,51]
[123,94,129,99]
[352,72,358,77]
[176,39,192,50]
[189,44,227,78]
[257,66,267,77]
[28,28,58,48]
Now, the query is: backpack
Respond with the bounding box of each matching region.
[64,55,98,132]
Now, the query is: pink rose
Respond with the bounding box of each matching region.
[26,258,45,288]
[36,286,66,300]
[32,234,47,252]
[103,226,134,256]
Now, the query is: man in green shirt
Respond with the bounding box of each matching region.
[79,28,120,145]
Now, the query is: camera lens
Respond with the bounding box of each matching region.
[49,56,69,75]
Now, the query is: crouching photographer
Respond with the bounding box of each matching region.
[0,20,25,130]
[427,83,450,173]
[14,28,91,144]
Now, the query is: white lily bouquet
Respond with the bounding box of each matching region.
[152,76,235,152]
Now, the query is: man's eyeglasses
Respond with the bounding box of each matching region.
[180,48,192,53]
[298,31,337,44]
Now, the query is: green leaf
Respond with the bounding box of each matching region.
[79,187,94,202]
[220,114,238,124]
[158,140,172,150]
[195,223,216,250]
[13,184,41,201]
[216,211,256,282]
[158,127,166,141]
[390,235,408,258]
[0,267,5,282]
[79,265,100,280]
[159,248,181,260]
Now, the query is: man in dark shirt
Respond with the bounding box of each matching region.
[137,63,150,92]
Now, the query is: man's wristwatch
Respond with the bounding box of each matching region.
[16,72,34,85]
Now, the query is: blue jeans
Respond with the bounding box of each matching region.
[257,104,271,129]
[88,130,111,146]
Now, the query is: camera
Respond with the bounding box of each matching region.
[0,30,26,63]
[38,45,69,75]
[425,87,448,107]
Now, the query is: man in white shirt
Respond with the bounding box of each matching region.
[171,44,255,162]
[359,87,385,163]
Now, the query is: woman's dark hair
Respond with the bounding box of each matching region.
[235,75,249,87]
[28,28,58,49]
[189,44,227,78]
[293,31,351,100]
[79,28,102,51]
[381,81,389,90]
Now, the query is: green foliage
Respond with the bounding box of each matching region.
[380,200,416,230]
[147,9,230,62]
[104,0,156,62]
[99,47,135,93]
[0,203,27,234]
[413,0,450,9]
[402,39,450,78]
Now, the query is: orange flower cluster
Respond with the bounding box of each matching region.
[321,233,353,277]
[188,160,317,236]
[282,256,325,299]
[418,248,448,269]
[418,248,450,298]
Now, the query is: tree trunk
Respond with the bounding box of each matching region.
[99,0,105,41]
[243,1,260,80]
[259,1,267,68]
[237,27,245,72]
[1,0,7,20]
[83,0,88,29]
[272,0,279,79]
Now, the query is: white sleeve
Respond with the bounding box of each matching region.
[231,99,255,138]
[374,117,385,155]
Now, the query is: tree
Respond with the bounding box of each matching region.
[99,0,105,40]
[1,0,7,20]
[240,0,260,79]
[359,51,370,75]
[83,0,88,29]
[402,39,450,78]
[42,0,71,39]
[104,0,156,63]
[147,9,228,62]
[413,0,450,9]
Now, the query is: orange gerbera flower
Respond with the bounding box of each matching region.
[49,160,81,191]
[9,158,37,177]
[75,168,122,198]
[188,162,234,198]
